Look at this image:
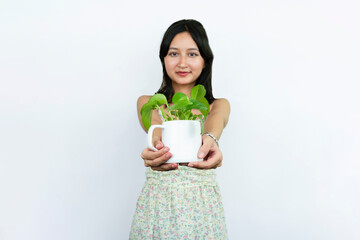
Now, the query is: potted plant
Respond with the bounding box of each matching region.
[141,84,210,163]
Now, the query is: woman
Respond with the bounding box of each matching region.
[130,19,230,239]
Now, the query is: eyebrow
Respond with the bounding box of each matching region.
[168,47,200,51]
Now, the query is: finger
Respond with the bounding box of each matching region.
[144,151,172,167]
[190,148,222,169]
[188,160,213,169]
[189,160,221,169]
[151,163,178,171]
[198,139,211,159]
[141,146,169,161]
[154,140,164,150]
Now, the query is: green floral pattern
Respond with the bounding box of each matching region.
[130,166,228,239]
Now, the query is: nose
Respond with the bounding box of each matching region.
[178,55,187,68]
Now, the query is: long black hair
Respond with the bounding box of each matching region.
[157,19,215,104]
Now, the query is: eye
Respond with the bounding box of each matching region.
[188,52,199,57]
[168,52,178,57]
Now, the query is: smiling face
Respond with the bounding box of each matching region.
[164,32,205,90]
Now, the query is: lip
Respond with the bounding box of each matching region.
[177,71,190,77]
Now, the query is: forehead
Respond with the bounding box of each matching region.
[169,32,199,49]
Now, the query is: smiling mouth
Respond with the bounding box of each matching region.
[177,72,190,77]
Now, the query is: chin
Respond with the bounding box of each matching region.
[172,77,196,85]
[173,81,196,86]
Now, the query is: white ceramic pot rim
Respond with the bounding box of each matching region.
[162,120,200,124]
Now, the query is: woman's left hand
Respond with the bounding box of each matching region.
[187,134,223,169]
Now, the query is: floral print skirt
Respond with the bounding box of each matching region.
[129,166,228,240]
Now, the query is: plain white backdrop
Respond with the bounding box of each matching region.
[0,0,359,239]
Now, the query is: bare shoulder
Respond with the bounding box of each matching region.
[207,98,231,128]
[213,98,230,106]
[210,98,231,112]
[137,95,152,109]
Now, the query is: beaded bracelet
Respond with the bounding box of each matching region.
[203,132,219,146]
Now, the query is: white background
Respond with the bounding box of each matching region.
[1,0,359,239]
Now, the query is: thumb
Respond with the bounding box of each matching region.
[198,141,211,159]
[154,139,164,150]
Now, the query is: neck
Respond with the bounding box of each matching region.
[172,82,196,97]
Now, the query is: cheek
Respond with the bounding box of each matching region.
[190,57,205,69]
[193,60,205,71]
[164,58,176,71]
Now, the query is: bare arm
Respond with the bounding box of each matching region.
[204,98,231,140]
[189,98,231,169]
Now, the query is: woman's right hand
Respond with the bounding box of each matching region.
[141,140,178,171]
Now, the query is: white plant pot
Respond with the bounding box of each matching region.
[147,120,203,163]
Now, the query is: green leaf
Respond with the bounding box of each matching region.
[190,84,206,100]
[179,111,186,120]
[192,114,202,120]
[184,111,192,120]
[172,92,189,104]
[158,107,173,121]
[188,112,193,120]
[148,94,168,106]
[146,85,210,122]
[198,97,210,118]
[168,92,193,113]
[140,102,154,131]
[185,99,208,111]
[140,94,168,130]
[177,110,183,119]
[168,98,193,112]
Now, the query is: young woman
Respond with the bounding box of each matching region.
[130,19,230,239]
